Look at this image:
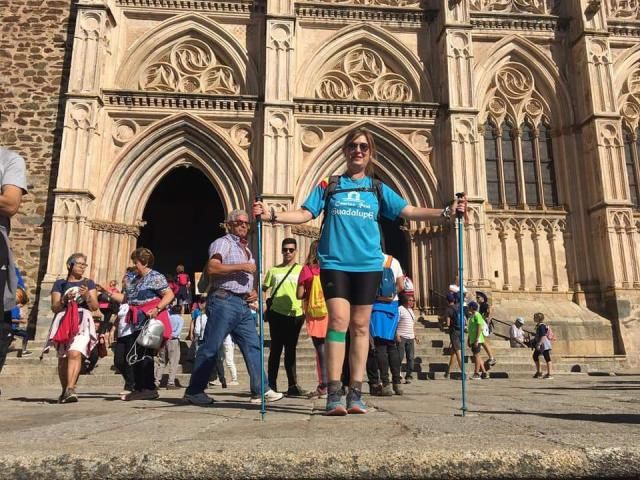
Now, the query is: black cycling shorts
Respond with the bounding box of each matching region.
[320,269,382,306]
[533,349,551,362]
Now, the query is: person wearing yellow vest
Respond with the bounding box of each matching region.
[263,238,306,396]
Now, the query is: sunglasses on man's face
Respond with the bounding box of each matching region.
[282,248,296,253]
[230,220,250,227]
[347,142,369,153]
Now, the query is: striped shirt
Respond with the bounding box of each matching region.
[208,233,255,294]
[396,305,415,339]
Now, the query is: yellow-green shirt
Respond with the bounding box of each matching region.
[264,264,303,317]
[468,312,485,344]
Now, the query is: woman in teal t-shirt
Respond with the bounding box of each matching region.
[253,127,466,416]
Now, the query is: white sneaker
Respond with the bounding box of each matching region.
[227,380,240,386]
[208,380,222,387]
[250,389,283,404]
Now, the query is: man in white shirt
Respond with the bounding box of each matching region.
[396,293,418,383]
[509,317,527,348]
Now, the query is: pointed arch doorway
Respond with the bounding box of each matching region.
[137,166,225,278]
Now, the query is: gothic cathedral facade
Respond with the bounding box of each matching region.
[3,0,640,364]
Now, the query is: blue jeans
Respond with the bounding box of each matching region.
[186,291,264,396]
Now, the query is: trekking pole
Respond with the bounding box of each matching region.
[456,192,467,417]
[255,194,267,420]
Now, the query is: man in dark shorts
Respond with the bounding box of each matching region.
[444,293,463,379]
[0,148,27,397]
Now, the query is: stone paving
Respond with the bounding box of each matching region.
[0,373,639,479]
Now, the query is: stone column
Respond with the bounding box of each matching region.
[436,1,490,288]
[565,0,639,357]
[38,0,115,337]
[261,10,296,266]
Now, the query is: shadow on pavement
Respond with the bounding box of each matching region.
[474,410,640,424]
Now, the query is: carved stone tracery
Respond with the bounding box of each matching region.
[139,39,240,95]
[301,0,420,6]
[469,0,556,14]
[607,0,640,20]
[315,47,413,102]
[482,62,550,127]
[620,66,640,132]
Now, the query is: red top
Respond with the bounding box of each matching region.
[297,264,320,300]
[177,273,189,286]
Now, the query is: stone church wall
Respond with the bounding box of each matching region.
[0,0,75,330]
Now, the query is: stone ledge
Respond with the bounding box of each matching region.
[1,447,639,479]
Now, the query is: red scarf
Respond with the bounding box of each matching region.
[126,297,172,341]
[52,301,80,344]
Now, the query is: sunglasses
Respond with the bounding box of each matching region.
[347,142,369,153]
[230,220,250,227]
[282,248,296,253]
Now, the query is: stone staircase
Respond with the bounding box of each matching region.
[0,313,628,388]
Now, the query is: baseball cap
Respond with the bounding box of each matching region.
[515,317,524,324]
[468,301,479,310]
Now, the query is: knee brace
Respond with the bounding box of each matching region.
[326,329,346,343]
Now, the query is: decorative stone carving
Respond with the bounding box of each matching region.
[70,7,112,93]
[89,219,141,236]
[139,39,240,95]
[301,126,324,152]
[112,119,138,146]
[469,0,556,14]
[315,48,412,103]
[230,124,252,149]
[301,0,420,6]
[619,67,640,131]
[410,130,432,154]
[291,224,320,239]
[266,20,294,101]
[607,0,640,20]
[482,62,550,126]
[447,31,473,108]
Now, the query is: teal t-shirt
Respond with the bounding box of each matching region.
[302,175,408,272]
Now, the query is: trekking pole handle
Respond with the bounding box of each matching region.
[255,194,263,222]
[455,192,465,220]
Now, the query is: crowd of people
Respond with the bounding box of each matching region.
[0,128,556,412]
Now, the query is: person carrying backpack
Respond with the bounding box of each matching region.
[532,312,554,379]
[366,254,405,396]
[467,301,489,380]
[253,127,467,416]
[297,240,329,399]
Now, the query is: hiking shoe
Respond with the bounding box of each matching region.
[481,372,489,379]
[380,384,394,396]
[392,384,404,395]
[307,387,328,399]
[286,385,308,397]
[126,390,159,401]
[470,373,481,380]
[369,383,383,396]
[227,380,240,386]
[543,374,554,380]
[184,392,214,405]
[325,391,348,416]
[250,389,284,404]
[489,357,497,366]
[346,389,367,414]
[60,388,78,404]
[533,372,543,379]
